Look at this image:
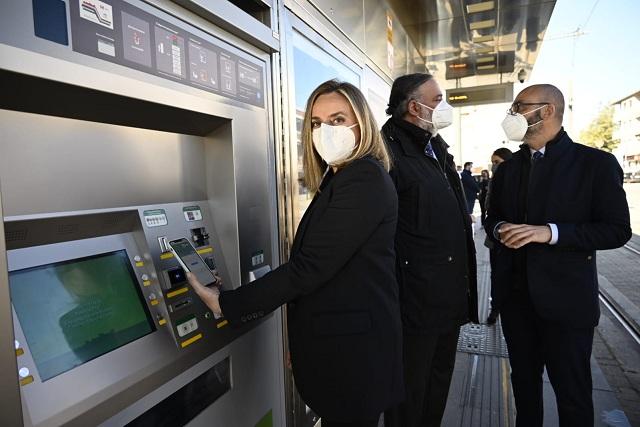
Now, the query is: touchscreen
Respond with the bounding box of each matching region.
[9,250,155,381]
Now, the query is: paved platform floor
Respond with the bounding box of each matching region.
[441,228,632,426]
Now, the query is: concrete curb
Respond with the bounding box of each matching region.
[598,274,640,334]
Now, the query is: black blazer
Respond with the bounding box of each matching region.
[382,117,479,332]
[485,129,631,327]
[219,156,403,421]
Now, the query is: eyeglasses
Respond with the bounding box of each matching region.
[508,101,550,115]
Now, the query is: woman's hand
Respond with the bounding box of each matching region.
[186,272,223,316]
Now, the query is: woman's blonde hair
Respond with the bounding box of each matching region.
[301,80,391,192]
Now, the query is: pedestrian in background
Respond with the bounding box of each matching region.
[485,147,513,325]
[478,169,490,225]
[461,162,479,214]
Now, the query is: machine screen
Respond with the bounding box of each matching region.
[9,250,155,381]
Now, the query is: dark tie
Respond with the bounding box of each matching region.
[531,150,543,163]
[424,141,436,160]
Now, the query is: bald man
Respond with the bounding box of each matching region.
[485,84,631,426]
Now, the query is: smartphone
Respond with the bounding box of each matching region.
[168,238,217,286]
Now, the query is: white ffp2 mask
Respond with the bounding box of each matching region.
[312,123,358,165]
[416,100,454,133]
[501,105,546,141]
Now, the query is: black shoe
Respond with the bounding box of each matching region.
[487,310,499,325]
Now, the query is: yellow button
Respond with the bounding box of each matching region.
[216,320,229,329]
[158,318,167,326]
[19,376,34,386]
[180,333,203,348]
[166,287,189,298]
[15,348,24,357]
[135,261,144,267]
[151,300,159,306]
[143,280,151,287]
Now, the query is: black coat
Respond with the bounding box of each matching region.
[485,129,631,327]
[461,169,479,202]
[382,117,479,333]
[219,156,404,421]
[478,179,489,203]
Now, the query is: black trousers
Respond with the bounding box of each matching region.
[479,197,487,224]
[384,326,460,427]
[322,417,379,427]
[488,249,499,312]
[500,290,595,427]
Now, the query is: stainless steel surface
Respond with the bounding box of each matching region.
[310,0,365,48]
[0,0,285,425]
[0,110,208,216]
[101,317,284,427]
[286,0,426,79]
[387,0,556,88]
[169,0,280,52]
[0,183,23,427]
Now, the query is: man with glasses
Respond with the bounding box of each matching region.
[381,73,478,427]
[485,84,631,426]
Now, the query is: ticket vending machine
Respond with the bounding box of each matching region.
[0,1,285,425]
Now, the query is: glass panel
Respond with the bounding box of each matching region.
[290,30,360,228]
[363,66,392,129]
[9,250,155,381]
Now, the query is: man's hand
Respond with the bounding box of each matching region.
[186,272,223,316]
[498,223,551,249]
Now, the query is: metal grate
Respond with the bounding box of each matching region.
[5,228,28,242]
[457,322,509,358]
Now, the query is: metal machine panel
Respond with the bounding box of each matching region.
[0,111,208,216]
[0,0,284,425]
[0,184,23,426]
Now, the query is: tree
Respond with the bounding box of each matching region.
[579,106,620,152]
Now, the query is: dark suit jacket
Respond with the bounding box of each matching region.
[220,156,403,421]
[382,117,479,333]
[485,129,631,327]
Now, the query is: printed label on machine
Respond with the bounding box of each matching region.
[68,0,265,107]
[79,0,114,29]
[143,209,168,227]
[183,206,202,222]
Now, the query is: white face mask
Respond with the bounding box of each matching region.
[415,100,454,134]
[312,123,358,165]
[501,105,546,141]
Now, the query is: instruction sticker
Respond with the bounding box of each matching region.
[79,0,114,30]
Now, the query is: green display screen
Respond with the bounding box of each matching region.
[9,250,155,381]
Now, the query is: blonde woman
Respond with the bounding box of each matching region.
[187,80,403,426]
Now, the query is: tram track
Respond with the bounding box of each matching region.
[598,243,640,346]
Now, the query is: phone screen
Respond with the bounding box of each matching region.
[168,238,217,286]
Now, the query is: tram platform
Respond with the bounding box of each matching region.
[441,227,633,427]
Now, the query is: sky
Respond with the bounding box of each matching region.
[524,0,639,133]
[441,0,640,168]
